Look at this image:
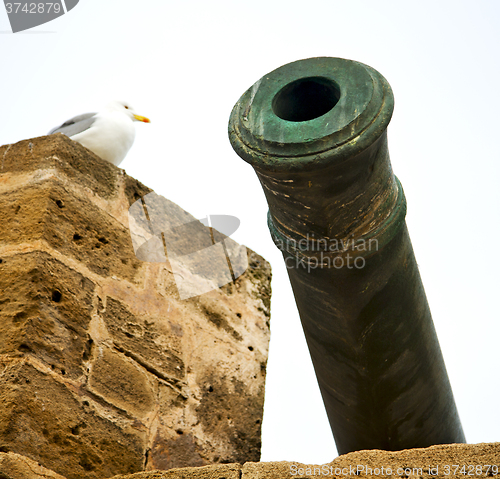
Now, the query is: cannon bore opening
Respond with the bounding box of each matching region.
[272,76,340,122]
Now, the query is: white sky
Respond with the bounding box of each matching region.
[1,0,499,465]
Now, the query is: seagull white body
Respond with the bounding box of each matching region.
[49,101,150,166]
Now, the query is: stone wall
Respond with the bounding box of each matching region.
[0,135,272,478]
[2,442,499,479]
[113,442,499,478]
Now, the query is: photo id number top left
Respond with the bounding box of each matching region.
[3,0,79,33]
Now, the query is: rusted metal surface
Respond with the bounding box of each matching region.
[228,57,465,454]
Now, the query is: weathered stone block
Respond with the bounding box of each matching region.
[0,135,119,200]
[194,371,264,465]
[0,180,144,283]
[0,451,67,479]
[111,463,241,479]
[0,251,94,378]
[88,345,156,418]
[0,358,145,479]
[102,298,185,384]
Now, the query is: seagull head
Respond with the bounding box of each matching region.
[105,100,151,123]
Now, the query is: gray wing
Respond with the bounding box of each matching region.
[48,112,97,136]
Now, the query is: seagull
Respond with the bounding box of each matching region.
[48,101,150,166]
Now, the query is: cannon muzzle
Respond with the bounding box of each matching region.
[228,57,465,455]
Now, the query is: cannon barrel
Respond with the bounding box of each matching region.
[228,57,465,455]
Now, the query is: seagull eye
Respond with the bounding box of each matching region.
[124,106,129,109]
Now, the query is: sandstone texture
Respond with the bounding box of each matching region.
[2,442,499,479]
[0,451,67,479]
[239,442,500,478]
[106,442,500,479]
[0,135,272,479]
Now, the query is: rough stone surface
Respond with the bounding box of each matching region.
[242,442,500,478]
[0,135,272,478]
[0,451,67,479]
[0,341,147,479]
[111,464,241,479]
[1,443,499,479]
[108,442,500,479]
[0,181,145,283]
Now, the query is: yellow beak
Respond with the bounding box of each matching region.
[134,114,151,123]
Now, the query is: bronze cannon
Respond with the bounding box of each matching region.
[228,57,465,455]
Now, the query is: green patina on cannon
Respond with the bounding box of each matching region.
[228,57,465,455]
